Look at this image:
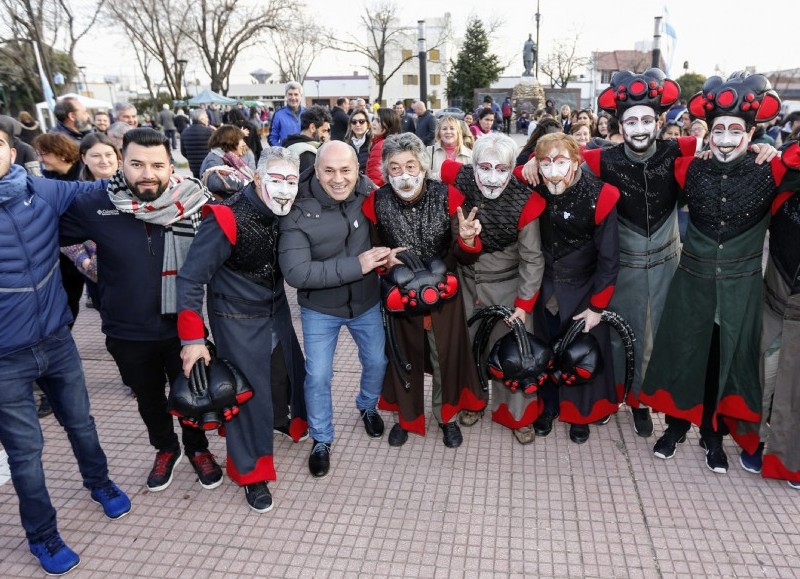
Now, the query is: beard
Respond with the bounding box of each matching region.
[623,131,656,153]
[128,178,169,202]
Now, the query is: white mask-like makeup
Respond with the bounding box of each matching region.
[474,152,511,199]
[621,105,658,153]
[709,116,749,163]
[538,146,578,195]
[259,159,299,216]
[389,172,423,200]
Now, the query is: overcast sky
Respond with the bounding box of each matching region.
[76,0,797,89]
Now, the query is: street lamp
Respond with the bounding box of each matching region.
[176,59,188,100]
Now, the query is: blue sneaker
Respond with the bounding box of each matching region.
[29,532,80,575]
[739,443,764,475]
[90,480,131,520]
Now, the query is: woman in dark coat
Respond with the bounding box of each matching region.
[346,109,372,174]
[530,132,621,444]
[363,133,486,448]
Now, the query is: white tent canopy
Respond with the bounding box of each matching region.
[34,92,114,132]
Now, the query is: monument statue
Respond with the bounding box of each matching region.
[523,34,537,77]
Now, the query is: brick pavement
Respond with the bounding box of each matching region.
[2,135,799,577]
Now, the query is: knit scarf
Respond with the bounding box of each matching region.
[107,170,211,314]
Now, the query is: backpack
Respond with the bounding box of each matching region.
[502,102,512,117]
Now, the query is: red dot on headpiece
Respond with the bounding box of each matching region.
[649,81,657,88]
[630,80,646,95]
[741,103,751,111]
[745,93,755,102]
[619,93,627,101]
[752,101,760,109]
[657,86,663,94]
[717,89,736,107]
[705,102,714,110]
[649,90,657,97]
[707,93,715,100]
[618,86,627,92]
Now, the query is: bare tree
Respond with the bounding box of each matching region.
[104,0,193,100]
[325,1,450,104]
[540,37,591,89]
[265,12,326,84]
[184,0,290,95]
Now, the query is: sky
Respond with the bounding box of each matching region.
[75,0,798,91]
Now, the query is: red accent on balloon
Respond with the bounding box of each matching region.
[385,288,405,311]
[576,367,592,379]
[422,288,438,304]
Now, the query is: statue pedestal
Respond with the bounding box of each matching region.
[511,77,546,117]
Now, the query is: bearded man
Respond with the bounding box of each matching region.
[61,128,224,493]
[641,72,794,474]
[177,147,308,512]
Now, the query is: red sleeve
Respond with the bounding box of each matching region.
[514,290,539,313]
[457,235,482,254]
[771,155,787,187]
[771,191,795,216]
[178,310,205,341]
[362,191,377,223]
[512,165,527,183]
[582,147,602,176]
[201,204,236,245]
[674,156,694,189]
[440,159,463,185]
[366,142,384,187]
[677,136,698,158]
[517,192,546,229]
[782,142,800,169]
[595,184,620,225]
[589,285,615,311]
[447,185,465,217]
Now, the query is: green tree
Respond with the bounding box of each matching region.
[446,17,504,112]
[676,72,707,101]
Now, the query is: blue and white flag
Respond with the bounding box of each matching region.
[33,43,56,111]
[661,6,677,76]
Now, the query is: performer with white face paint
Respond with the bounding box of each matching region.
[641,72,794,474]
[440,132,546,445]
[362,133,487,448]
[177,147,308,513]
[530,133,621,444]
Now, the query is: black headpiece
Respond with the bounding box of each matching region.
[597,68,681,116]
[687,71,781,126]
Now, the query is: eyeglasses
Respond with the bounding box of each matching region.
[351,119,367,125]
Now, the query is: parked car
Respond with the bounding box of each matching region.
[434,107,465,120]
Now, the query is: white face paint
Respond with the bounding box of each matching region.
[259,159,299,216]
[538,146,578,195]
[709,115,749,163]
[474,151,511,199]
[621,105,658,153]
[387,151,424,200]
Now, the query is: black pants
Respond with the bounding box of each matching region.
[271,343,291,428]
[59,254,84,328]
[106,335,208,454]
[665,324,729,439]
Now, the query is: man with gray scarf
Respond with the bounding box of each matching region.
[60,128,223,493]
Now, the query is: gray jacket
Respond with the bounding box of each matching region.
[278,168,379,318]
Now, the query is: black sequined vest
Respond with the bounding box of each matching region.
[683,154,775,243]
[455,165,531,253]
[769,192,800,293]
[599,141,681,236]
[538,172,603,260]
[373,180,451,260]
[223,192,279,287]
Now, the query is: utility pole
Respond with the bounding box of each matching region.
[535,0,541,78]
[651,16,662,69]
[418,20,427,105]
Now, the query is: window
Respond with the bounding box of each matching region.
[429,74,441,86]
[428,49,440,62]
[601,70,615,84]
[401,49,413,60]
[403,74,419,86]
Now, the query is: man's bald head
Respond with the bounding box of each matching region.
[315,141,359,201]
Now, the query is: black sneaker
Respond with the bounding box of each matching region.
[388,423,408,447]
[360,408,384,438]
[274,424,310,442]
[147,449,183,492]
[631,407,654,437]
[37,395,53,419]
[244,482,273,513]
[569,424,590,444]
[189,450,223,489]
[309,440,331,478]
[439,422,463,448]
[533,411,558,437]
[699,436,729,474]
[653,427,687,459]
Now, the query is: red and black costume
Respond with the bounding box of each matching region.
[364,179,486,435]
[177,185,307,485]
[532,171,621,423]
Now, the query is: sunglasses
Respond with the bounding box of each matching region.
[351,119,368,125]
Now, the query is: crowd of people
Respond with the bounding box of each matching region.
[1,68,799,575]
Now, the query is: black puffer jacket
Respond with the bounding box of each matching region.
[180,122,215,177]
[278,168,379,318]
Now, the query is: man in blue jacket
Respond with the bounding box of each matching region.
[0,125,130,575]
[60,128,223,495]
[268,81,306,146]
